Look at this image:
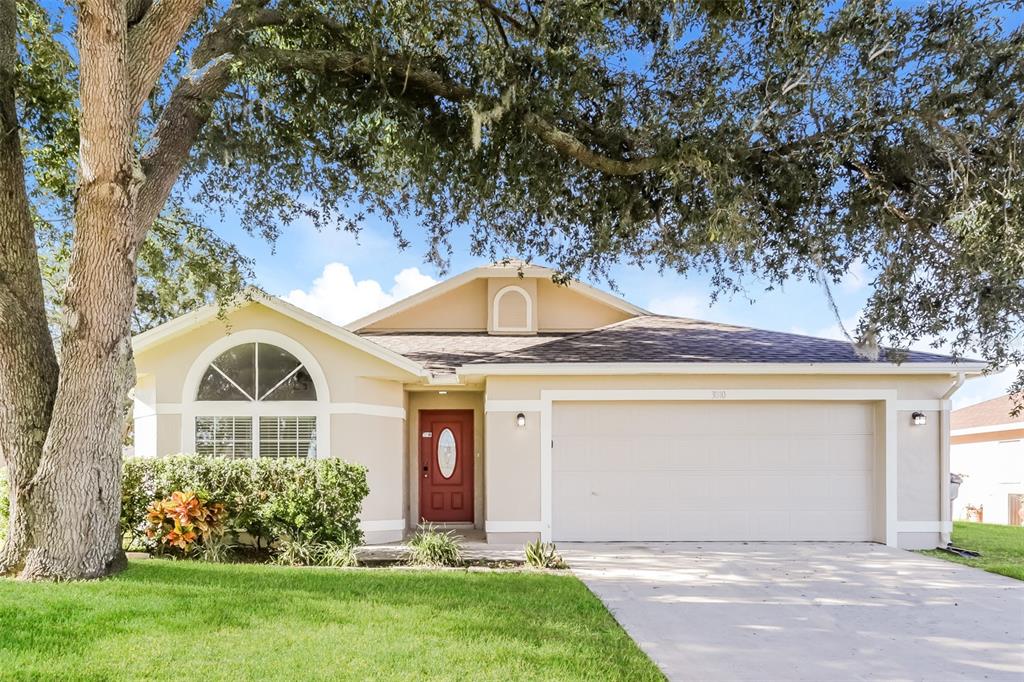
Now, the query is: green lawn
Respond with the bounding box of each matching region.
[0,560,662,681]
[921,521,1024,581]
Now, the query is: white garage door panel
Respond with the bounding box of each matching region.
[552,401,876,542]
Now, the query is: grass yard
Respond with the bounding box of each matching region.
[0,560,662,682]
[921,521,1024,581]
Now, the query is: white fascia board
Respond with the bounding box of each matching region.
[951,422,1024,437]
[132,304,221,353]
[457,361,989,377]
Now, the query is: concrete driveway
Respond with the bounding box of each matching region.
[563,543,1023,681]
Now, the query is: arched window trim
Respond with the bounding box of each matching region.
[492,285,534,332]
[180,329,331,459]
[199,341,316,402]
[182,329,330,404]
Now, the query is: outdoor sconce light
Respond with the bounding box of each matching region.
[516,413,527,428]
[911,411,927,426]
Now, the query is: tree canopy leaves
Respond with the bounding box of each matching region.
[14,0,1024,386]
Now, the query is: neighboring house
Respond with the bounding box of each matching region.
[951,395,1024,526]
[131,261,986,549]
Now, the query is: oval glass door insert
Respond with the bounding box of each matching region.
[437,428,457,479]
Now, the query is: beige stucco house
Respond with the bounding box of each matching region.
[131,262,985,549]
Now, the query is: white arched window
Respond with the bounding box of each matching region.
[197,342,317,402]
[183,331,329,459]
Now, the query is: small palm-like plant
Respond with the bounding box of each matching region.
[407,523,464,566]
[273,536,321,566]
[524,540,567,569]
[317,541,359,568]
[197,535,236,563]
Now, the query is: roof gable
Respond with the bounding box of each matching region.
[345,262,647,333]
[132,291,428,378]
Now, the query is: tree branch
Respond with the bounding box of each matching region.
[256,47,679,176]
[126,0,208,118]
[135,3,269,236]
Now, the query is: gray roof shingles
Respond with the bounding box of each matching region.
[358,315,971,376]
[463,316,964,366]
[357,332,575,375]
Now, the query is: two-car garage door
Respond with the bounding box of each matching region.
[551,401,878,542]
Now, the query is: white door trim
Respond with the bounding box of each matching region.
[538,388,899,546]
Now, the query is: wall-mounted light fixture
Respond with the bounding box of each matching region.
[911,411,927,426]
[438,390,448,396]
[516,413,526,427]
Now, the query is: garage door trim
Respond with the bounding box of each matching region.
[537,389,899,546]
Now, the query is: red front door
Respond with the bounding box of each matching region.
[419,410,474,523]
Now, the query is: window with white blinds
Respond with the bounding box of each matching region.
[195,416,253,458]
[258,416,317,458]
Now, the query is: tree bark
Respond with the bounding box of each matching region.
[0,0,60,576]
[15,0,140,580]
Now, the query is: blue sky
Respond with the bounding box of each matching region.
[211,206,1014,408]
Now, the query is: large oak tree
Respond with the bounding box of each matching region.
[0,0,1021,579]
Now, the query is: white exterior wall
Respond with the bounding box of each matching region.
[951,437,1024,525]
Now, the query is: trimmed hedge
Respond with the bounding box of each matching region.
[122,455,369,551]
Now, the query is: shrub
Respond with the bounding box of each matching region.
[524,540,567,569]
[272,539,359,567]
[407,524,463,567]
[121,455,369,557]
[259,458,368,548]
[145,491,228,556]
[273,536,322,566]
[317,541,359,568]
[197,535,236,563]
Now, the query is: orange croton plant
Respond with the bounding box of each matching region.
[145,491,227,554]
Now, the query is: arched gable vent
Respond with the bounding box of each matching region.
[493,285,533,332]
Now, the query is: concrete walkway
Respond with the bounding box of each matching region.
[563,543,1024,681]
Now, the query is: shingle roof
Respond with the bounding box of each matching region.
[952,394,1024,430]
[463,315,965,365]
[358,332,575,375]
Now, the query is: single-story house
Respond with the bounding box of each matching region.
[951,395,1024,526]
[131,261,986,549]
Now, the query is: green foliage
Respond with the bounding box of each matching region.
[11,0,1024,391]
[406,524,463,567]
[273,536,323,567]
[317,541,359,568]
[273,538,359,567]
[196,535,237,564]
[524,540,567,570]
[259,458,369,547]
[121,455,369,556]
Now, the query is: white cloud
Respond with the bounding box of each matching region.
[283,262,437,326]
[840,260,871,292]
[647,292,710,319]
[811,311,862,342]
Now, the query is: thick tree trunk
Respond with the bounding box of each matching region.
[14,0,139,580]
[1,0,222,580]
[0,0,60,575]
